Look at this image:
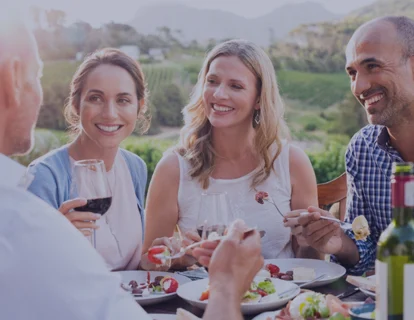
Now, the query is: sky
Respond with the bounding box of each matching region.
[17,0,377,27]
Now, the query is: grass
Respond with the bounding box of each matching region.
[277,70,350,108]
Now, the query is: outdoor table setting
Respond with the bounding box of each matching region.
[117,258,376,320]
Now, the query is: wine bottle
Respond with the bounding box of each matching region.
[376,162,414,320]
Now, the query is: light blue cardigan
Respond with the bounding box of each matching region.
[27,145,147,230]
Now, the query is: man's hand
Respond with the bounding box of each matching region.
[298,206,344,255]
[207,220,264,300]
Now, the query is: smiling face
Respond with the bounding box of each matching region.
[345,21,414,127]
[78,64,139,149]
[202,55,259,130]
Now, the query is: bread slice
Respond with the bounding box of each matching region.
[346,275,376,292]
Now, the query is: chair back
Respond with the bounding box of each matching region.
[317,173,347,221]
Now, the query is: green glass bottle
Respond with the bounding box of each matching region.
[376,162,414,320]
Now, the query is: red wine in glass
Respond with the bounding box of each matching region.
[75,197,112,215]
[71,159,112,248]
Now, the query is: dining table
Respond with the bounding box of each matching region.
[142,275,371,319]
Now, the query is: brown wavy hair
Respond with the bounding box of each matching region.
[177,39,290,189]
[64,48,150,138]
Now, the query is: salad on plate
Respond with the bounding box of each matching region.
[200,278,278,303]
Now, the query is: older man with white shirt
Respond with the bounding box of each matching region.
[0,8,263,320]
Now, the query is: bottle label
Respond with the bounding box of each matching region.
[376,259,413,319]
[376,260,388,320]
[404,264,414,317]
[404,181,414,206]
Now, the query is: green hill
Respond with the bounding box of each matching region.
[347,0,414,21]
[274,0,414,74]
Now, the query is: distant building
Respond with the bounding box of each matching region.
[118,45,140,60]
[148,48,165,61]
[75,52,84,61]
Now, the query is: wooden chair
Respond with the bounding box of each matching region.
[317,172,347,221]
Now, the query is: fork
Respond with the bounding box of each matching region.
[154,227,260,262]
[318,216,352,229]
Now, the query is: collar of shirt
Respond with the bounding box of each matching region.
[375,126,403,161]
[0,154,33,189]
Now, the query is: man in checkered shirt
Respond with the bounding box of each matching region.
[294,16,414,275]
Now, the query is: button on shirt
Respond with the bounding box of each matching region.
[331,125,403,275]
[0,154,151,320]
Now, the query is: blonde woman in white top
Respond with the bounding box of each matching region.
[143,39,322,268]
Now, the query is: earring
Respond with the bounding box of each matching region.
[254,110,261,125]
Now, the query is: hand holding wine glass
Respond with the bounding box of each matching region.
[58,198,100,237]
[70,159,112,247]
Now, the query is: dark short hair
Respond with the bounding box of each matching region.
[382,16,414,59]
[64,48,150,137]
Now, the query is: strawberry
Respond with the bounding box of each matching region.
[147,245,171,265]
[265,263,280,276]
[160,276,179,294]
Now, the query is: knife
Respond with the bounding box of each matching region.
[336,287,360,299]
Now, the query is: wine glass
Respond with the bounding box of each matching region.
[70,159,112,248]
[196,192,235,241]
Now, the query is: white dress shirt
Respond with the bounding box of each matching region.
[0,154,151,320]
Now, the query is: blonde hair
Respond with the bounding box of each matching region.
[177,39,290,189]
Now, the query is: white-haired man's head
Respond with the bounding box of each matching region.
[0,7,43,156]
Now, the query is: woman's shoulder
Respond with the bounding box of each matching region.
[28,144,70,175]
[120,148,147,171]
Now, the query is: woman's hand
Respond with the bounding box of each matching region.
[141,236,182,271]
[58,198,100,237]
[284,209,308,247]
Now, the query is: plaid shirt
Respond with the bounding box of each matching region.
[331,125,403,275]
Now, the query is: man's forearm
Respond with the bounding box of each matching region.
[203,285,242,320]
[296,246,325,260]
[334,232,360,267]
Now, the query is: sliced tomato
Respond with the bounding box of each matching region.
[200,289,209,301]
[265,263,280,276]
[147,245,170,264]
[160,276,179,294]
[256,288,268,297]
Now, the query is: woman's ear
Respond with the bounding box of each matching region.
[139,98,146,112]
[255,97,260,110]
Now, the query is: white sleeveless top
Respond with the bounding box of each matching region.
[176,142,294,259]
[70,151,142,271]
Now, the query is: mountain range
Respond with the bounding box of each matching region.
[129,1,342,45]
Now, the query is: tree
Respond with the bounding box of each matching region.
[30,6,42,30]
[45,9,66,31]
[152,83,184,127]
[328,92,368,138]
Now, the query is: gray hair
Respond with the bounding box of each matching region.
[382,16,414,59]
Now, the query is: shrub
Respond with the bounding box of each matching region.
[307,141,347,183]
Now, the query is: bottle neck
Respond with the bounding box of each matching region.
[393,207,412,226]
[392,174,414,226]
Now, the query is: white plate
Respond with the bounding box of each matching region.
[149,314,177,320]
[177,277,300,315]
[116,270,192,306]
[359,275,375,298]
[264,259,346,288]
[252,310,281,320]
[253,303,364,320]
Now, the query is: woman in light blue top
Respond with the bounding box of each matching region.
[28,48,157,271]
